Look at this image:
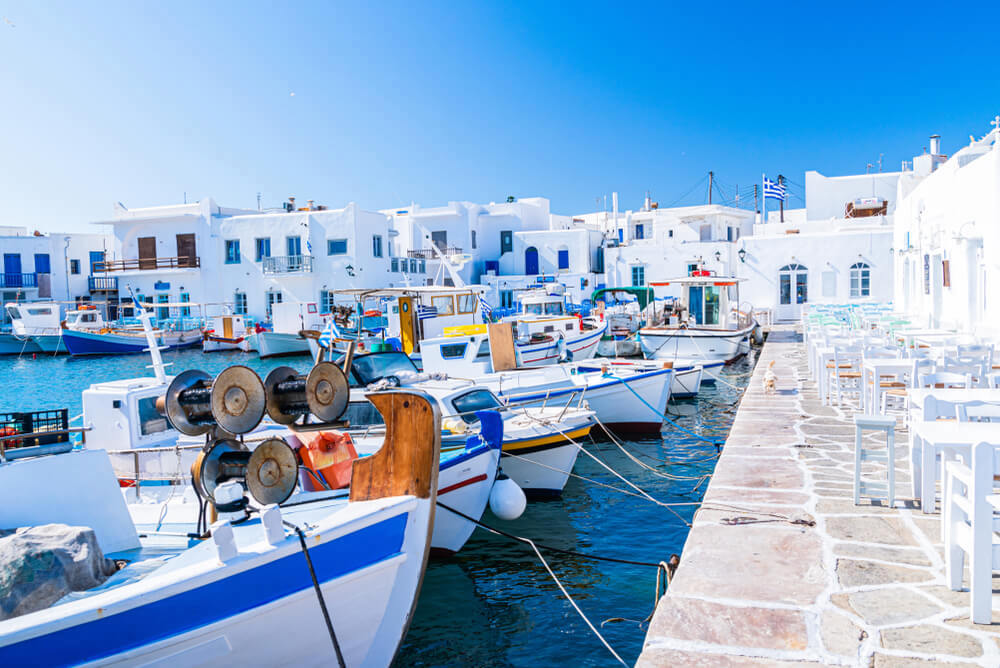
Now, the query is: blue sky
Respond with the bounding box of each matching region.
[0,1,997,232]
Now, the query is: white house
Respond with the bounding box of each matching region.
[892,123,1000,336]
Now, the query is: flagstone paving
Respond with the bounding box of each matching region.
[638,325,1000,667]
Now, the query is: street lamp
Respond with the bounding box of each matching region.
[345,264,355,278]
[714,251,722,262]
[738,248,747,263]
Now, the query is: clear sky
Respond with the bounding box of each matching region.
[1,1,997,233]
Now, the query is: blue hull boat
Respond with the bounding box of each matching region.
[62,328,202,356]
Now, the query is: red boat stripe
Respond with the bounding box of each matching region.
[439,473,488,495]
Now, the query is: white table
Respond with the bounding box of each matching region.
[907,388,1000,418]
[861,358,912,414]
[910,420,1000,513]
[895,328,956,350]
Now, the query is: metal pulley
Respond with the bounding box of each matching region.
[191,437,298,507]
[264,362,349,426]
[160,366,266,436]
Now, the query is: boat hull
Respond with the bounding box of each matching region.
[516,324,606,366]
[62,329,202,356]
[0,333,40,355]
[638,324,754,362]
[32,333,66,354]
[257,332,311,358]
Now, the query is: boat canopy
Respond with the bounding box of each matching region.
[334,285,488,300]
[590,287,654,310]
[648,276,746,287]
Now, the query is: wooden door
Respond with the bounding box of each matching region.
[138,237,157,270]
[176,234,196,267]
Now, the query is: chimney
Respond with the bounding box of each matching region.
[930,134,941,155]
[307,199,315,211]
[644,191,651,211]
[287,196,296,212]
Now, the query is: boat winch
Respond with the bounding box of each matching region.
[264,362,349,427]
[159,365,266,436]
[192,436,299,511]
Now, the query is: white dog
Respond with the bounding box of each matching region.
[763,360,778,394]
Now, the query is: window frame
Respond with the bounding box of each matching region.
[69,259,80,275]
[372,235,384,258]
[224,239,241,265]
[234,291,247,315]
[254,237,271,262]
[328,239,348,256]
[631,265,645,287]
[430,295,455,316]
[849,262,871,298]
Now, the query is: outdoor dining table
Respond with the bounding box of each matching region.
[861,358,913,414]
[894,328,956,349]
[907,389,1000,513]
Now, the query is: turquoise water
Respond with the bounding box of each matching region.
[0,347,755,666]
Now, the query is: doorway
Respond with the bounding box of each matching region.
[525,247,539,275]
[777,263,808,321]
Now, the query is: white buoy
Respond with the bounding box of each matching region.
[489,473,526,521]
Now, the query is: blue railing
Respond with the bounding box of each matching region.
[0,273,38,288]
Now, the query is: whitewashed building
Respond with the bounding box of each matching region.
[0,227,114,323]
[893,123,1000,336]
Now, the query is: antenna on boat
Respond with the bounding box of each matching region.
[127,285,169,384]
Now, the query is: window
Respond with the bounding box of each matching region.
[157,294,170,320]
[225,239,241,264]
[410,259,418,273]
[849,262,870,298]
[266,290,283,318]
[631,265,645,286]
[255,238,271,261]
[822,271,837,298]
[70,259,80,274]
[699,225,711,241]
[457,294,476,314]
[440,343,468,359]
[500,290,513,308]
[234,291,247,315]
[668,229,674,238]
[471,230,477,249]
[451,389,502,424]
[687,263,699,275]
[727,227,733,242]
[328,239,348,255]
[372,235,383,258]
[400,258,408,273]
[618,228,624,243]
[180,292,191,317]
[431,295,455,315]
[34,253,51,274]
[500,230,513,254]
[320,290,335,313]
[391,258,399,272]
[634,224,644,240]
[557,249,570,270]
[431,230,447,249]
[419,260,426,273]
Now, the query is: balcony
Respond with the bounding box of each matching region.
[407,246,463,260]
[94,256,200,272]
[262,255,314,275]
[88,275,119,292]
[0,273,38,289]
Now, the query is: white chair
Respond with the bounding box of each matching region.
[918,371,973,390]
[944,442,1000,624]
[830,350,863,407]
[854,414,896,506]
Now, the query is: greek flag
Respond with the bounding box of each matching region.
[478,294,493,322]
[416,304,438,320]
[128,287,145,313]
[317,319,340,349]
[763,177,786,201]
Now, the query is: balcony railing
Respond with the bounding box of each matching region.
[88,276,119,291]
[0,273,39,288]
[262,255,314,274]
[407,246,463,259]
[94,256,200,272]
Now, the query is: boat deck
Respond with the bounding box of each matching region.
[639,325,1000,666]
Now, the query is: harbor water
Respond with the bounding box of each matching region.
[0,348,756,666]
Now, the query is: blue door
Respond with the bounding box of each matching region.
[525,247,539,275]
[4,253,22,287]
[89,251,105,274]
[688,286,704,324]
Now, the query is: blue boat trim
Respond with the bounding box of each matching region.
[500,367,671,403]
[0,513,408,665]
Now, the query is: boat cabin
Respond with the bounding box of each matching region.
[64,305,108,331]
[336,286,487,354]
[504,286,587,341]
[649,275,747,329]
[5,301,61,336]
[271,301,325,335]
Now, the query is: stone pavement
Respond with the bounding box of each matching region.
[638,325,1000,667]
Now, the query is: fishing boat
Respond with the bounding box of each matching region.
[419,337,673,436]
[202,312,252,352]
[257,301,325,358]
[590,287,655,358]
[0,389,441,666]
[0,331,40,355]
[503,286,606,365]
[4,301,64,354]
[638,275,755,362]
[338,352,596,497]
[60,303,202,356]
[573,358,712,399]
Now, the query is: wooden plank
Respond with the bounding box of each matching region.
[349,391,441,501]
[488,322,517,371]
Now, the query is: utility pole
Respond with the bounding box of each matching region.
[257,192,262,211]
[778,174,786,223]
[754,184,759,214]
[708,171,714,205]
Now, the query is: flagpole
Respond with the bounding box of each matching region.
[761,173,766,225]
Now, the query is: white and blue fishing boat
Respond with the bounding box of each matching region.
[60,298,202,356]
[0,390,441,666]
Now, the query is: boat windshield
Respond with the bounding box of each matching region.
[451,389,502,424]
[523,303,543,315]
[342,352,419,386]
[544,302,564,315]
[5,305,20,320]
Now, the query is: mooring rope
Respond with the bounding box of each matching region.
[612,375,725,446]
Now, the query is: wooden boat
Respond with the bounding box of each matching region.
[0,391,441,666]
